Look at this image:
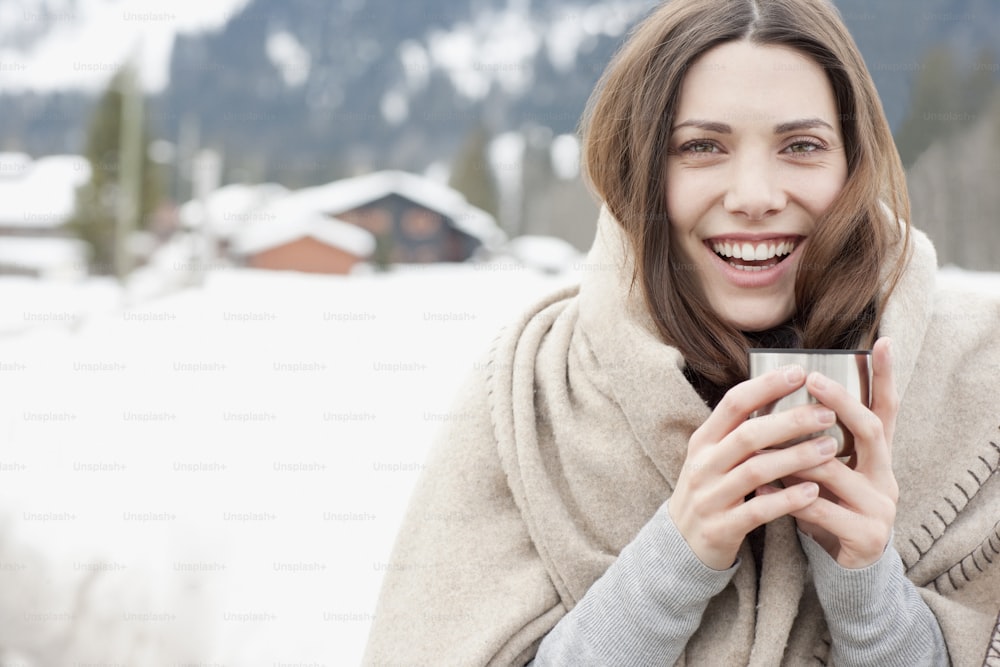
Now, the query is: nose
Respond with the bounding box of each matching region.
[723,153,786,221]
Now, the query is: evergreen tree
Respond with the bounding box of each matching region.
[448,122,500,222]
[67,66,163,275]
[894,46,999,167]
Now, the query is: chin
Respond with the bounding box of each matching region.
[715,301,793,333]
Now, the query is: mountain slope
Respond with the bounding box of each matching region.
[0,0,996,187]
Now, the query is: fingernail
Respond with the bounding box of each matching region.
[802,482,819,498]
[784,365,804,384]
[816,436,837,456]
[810,372,828,390]
[816,407,836,425]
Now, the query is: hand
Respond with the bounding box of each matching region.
[669,364,841,570]
[759,337,899,568]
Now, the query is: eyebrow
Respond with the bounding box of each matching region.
[671,117,836,134]
[774,118,836,133]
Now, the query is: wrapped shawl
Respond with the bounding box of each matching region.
[364,207,1000,666]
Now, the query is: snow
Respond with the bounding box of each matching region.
[0,263,997,663]
[379,88,409,126]
[0,237,89,280]
[546,9,592,73]
[489,132,527,235]
[550,133,581,180]
[427,7,541,100]
[262,170,506,251]
[398,40,431,93]
[266,30,311,88]
[501,234,584,274]
[937,265,1000,295]
[421,1,656,102]
[0,0,252,93]
[0,275,121,337]
[0,154,90,228]
[178,182,289,239]
[232,210,376,258]
[0,262,578,664]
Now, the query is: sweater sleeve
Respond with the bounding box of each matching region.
[798,530,949,666]
[529,502,738,666]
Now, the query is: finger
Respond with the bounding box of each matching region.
[805,369,891,479]
[703,402,838,474]
[694,364,806,447]
[870,337,899,449]
[789,458,898,518]
[789,496,892,568]
[732,480,819,531]
[716,434,838,500]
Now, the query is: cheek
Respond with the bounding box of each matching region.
[664,171,708,232]
[803,166,848,215]
[813,184,844,217]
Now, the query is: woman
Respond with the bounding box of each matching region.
[364,0,1000,664]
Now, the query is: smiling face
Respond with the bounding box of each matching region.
[666,40,849,332]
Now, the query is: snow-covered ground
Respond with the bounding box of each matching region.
[0,262,578,665]
[0,261,996,665]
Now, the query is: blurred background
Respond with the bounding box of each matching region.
[0,0,997,665]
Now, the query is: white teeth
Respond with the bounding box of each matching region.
[732,262,778,272]
[711,239,798,261]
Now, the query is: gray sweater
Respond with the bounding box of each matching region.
[531,502,947,666]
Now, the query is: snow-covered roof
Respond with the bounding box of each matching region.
[270,170,506,249]
[232,207,376,258]
[0,236,88,279]
[0,154,90,228]
[179,182,289,238]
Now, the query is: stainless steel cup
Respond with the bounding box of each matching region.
[748,349,872,457]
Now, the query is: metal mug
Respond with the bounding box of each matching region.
[747,349,872,457]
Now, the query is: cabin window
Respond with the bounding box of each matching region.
[401,208,443,240]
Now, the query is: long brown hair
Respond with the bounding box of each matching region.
[581,0,910,389]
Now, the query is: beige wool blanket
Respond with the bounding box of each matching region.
[365,208,1000,666]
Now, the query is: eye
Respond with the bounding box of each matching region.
[679,140,721,154]
[783,138,826,154]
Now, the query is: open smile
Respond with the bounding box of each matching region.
[702,235,806,287]
[705,236,804,272]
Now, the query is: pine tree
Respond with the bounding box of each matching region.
[894,46,999,168]
[67,66,163,275]
[448,122,500,221]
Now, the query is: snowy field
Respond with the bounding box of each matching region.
[0,261,997,665]
[0,261,578,666]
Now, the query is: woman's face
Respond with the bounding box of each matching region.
[666,40,848,332]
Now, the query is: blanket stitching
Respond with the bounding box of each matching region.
[982,608,1000,666]
[930,520,1000,592]
[901,433,1000,572]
